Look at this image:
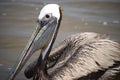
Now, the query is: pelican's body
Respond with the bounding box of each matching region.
[25,32,120,80]
[8,4,120,80]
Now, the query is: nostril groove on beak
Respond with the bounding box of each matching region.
[40,20,48,27]
[37,19,48,27]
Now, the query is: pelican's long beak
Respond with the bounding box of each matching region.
[8,17,59,80]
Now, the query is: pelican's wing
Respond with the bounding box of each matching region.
[50,33,120,80]
[48,32,109,69]
[48,32,109,74]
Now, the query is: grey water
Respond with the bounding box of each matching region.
[0,0,120,80]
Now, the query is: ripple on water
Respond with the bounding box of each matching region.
[1,13,7,16]
[102,21,108,26]
[112,20,119,24]
[0,64,3,66]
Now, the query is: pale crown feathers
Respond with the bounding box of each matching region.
[38,4,60,22]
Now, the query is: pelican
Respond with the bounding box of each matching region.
[8,4,120,80]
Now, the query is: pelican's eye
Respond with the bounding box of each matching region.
[45,14,50,18]
[45,13,52,19]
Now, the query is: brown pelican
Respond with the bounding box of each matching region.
[8,4,120,80]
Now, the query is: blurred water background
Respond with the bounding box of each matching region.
[0,0,120,80]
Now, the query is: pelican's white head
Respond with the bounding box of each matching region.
[38,4,62,23]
